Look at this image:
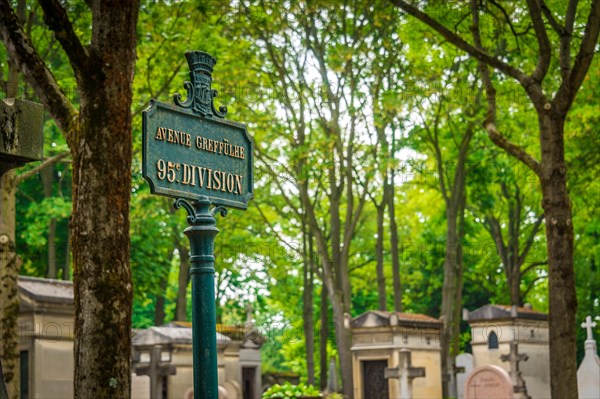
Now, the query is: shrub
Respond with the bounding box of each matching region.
[262,382,322,399]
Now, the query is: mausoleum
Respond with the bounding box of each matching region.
[132,321,263,399]
[18,276,75,399]
[350,310,443,399]
[465,304,550,398]
[16,276,263,399]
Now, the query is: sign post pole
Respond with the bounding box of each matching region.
[175,197,223,399]
[142,50,253,399]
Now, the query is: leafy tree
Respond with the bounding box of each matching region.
[469,149,547,306]
[393,0,600,394]
[0,1,139,397]
[226,0,410,393]
[1,5,71,393]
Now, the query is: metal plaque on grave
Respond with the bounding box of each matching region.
[142,52,253,209]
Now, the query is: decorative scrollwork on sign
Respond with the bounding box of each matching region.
[211,205,228,218]
[173,51,228,119]
[174,198,198,225]
[173,81,194,109]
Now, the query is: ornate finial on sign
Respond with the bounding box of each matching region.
[174,51,228,118]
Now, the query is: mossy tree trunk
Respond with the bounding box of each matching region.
[0,1,139,397]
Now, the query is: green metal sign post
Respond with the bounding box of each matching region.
[142,51,253,399]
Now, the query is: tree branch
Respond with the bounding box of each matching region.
[255,204,303,257]
[0,0,78,144]
[485,122,542,177]
[562,0,600,111]
[525,0,552,82]
[470,0,542,178]
[485,214,509,272]
[522,274,546,298]
[519,214,545,265]
[390,0,533,90]
[15,152,70,184]
[559,0,579,80]
[38,0,89,83]
[539,0,565,36]
[521,260,548,276]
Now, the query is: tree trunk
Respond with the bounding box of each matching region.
[0,357,8,399]
[302,229,315,385]
[387,174,402,312]
[0,0,139,396]
[63,227,70,280]
[154,276,167,326]
[328,291,352,396]
[41,166,57,279]
[440,207,459,398]
[71,3,138,397]
[319,286,328,391]
[375,203,387,311]
[0,172,20,399]
[0,26,21,397]
[174,238,190,321]
[510,269,521,306]
[540,115,577,398]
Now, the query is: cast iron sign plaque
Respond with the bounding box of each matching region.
[142,51,253,209]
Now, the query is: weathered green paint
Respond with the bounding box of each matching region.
[142,51,253,399]
[175,197,220,399]
[142,51,253,210]
[0,99,43,177]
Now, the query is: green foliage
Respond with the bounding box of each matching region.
[262,382,321,399]
[4,0,599,379]
[21,197,71,247]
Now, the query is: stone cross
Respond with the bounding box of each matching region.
[134,345,176,398]
[581,315,596,341]
[500,340,530,399]
[385,349,426,398]
[0,99,43,177]
[578,315,600,399]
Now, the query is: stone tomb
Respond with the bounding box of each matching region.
[133,321,264,399]
[17,276,75,399]
[16,276,262,399]
[466,304,550,398]
[350,310,442,399]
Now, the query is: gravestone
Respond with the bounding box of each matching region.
[577,315,600,399]
[465,365,513,399]
[456,353,473,399]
